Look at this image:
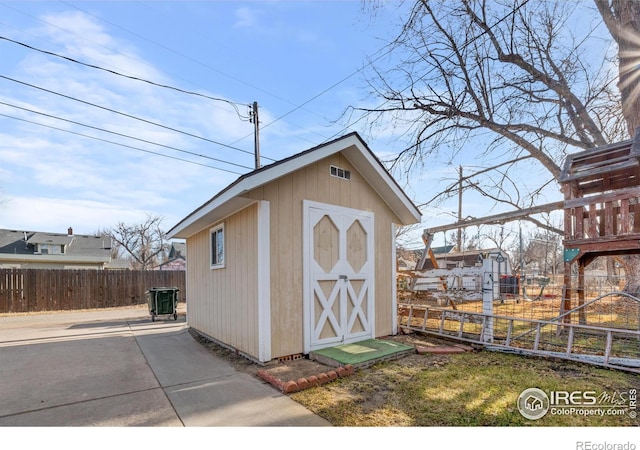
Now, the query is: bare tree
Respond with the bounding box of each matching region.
[446,227,478,251]
[357,0,627,220]
[95,228,123,261]
[481,226,508,251]
[395,222,423,247]
[523,230,563,277]
[107,214,168,270]
[358,0,640,294]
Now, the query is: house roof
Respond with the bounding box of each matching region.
[168,132,422,239]
[417,248,507,271]
[0,229,112,263]
[169,242,186,258]
[431,245,455,255]
[27,232,74,246]
[156,256,186,270]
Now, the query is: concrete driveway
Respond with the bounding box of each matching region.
[0,306,330,427]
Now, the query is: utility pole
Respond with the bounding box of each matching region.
[457,165,463,250]
[519,224,524,276]
[250,101,261,169]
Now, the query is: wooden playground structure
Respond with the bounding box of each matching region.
[398,129,640,373]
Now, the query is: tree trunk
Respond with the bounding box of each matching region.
[621,255,640,296]
[605,256,618,285]
[595,0,640,135]
[615,0,640,135]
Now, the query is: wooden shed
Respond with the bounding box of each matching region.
[167,132,421,363]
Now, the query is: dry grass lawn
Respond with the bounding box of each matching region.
[290,338,639,426]
[192,329,639,427]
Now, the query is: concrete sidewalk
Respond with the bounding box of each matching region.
[0,306,330,427]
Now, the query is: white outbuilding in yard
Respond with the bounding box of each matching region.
[168,132,421,363]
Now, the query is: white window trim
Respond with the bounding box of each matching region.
[210,223,225,269]
[329,164,351,181]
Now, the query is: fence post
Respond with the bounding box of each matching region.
[482,257,494,343]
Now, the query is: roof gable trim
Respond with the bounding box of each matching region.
[168,133,421,238]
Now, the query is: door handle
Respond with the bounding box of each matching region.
[339,275,348,280]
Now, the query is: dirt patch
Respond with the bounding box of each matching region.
[188,327,470,392]
[188,328,342,384]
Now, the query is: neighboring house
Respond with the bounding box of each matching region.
[168,242,186,259]
[154,241,186,271]
[168,132,421,363]
[105,258,132,270]
[155,258,186,271]
[397,257,415,271]
[0,227,117,269]
[396,247,423,271]
[417,247,509,271]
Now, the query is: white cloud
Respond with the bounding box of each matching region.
[296,30,320,44]
[234,7,259,29]
[0,195,144,234]
[38,11,163,82]
[231,3,328,48]
[0,10,251,235]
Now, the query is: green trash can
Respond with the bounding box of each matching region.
[146,287,179,321]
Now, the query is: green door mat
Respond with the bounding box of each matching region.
[311,339,414,366]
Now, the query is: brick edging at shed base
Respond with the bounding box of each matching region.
[257,364,355,394]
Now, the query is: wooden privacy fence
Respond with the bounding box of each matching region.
[0,268,186,313]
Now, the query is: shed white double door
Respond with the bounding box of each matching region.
[303,200,375,353]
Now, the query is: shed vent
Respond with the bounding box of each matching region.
[330,165,351,181]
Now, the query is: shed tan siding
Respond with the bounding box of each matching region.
[186,203,259,358]
[248,150,400,358]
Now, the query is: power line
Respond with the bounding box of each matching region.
[59,1,338,147]
[59,2,395,149]
[0,74,277,162]
[0,27,322,154]
[229,43,397,148]
[1,3,292,157]
[2,1,530,172]
[0,100,254,171]
[261,46,395,132]
[60,1,320,113]
[0,35,250,120]
[0,22,275,161]
[4,4,388,156]
[0,112,244,175]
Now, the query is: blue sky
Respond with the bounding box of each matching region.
[0,1,586,249]
[0,1,417,237]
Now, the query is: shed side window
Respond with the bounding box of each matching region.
[210,224,225,269]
